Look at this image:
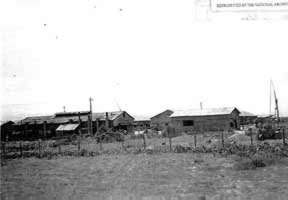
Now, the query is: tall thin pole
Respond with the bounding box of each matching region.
[269,79,272,116]
[89,97,93,135]
[271,81,280,121]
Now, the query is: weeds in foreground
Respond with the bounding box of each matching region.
[1,140,288,171]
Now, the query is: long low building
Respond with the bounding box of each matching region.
[11,111,134,140]
[170,107,240,133]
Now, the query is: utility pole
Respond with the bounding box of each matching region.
[63,106,66,113]
[269,79,272,116]
[89,97,93,135]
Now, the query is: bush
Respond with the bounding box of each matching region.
[234,158,257,170]
[233,153,281,170]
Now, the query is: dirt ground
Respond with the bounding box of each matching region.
[1,151,288,200]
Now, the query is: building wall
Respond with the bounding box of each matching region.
[240,116,257,126]
[150,110,173,130]
[0,122,14,141]
[170,113,240,133]
[112,112,134,132]
[279,117,288,128]
[133,120,150,129]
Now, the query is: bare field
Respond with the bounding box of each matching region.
[1,153,288,199]
[1,134,288,200]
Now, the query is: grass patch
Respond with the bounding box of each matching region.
[233,152,280,170]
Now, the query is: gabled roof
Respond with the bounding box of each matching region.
[92,111,123,121]
[51,116,84,124]
[15,111,133,125]
[56,124,79,131]
[52,111,125,123]
[150,109,173,119]
[0,121,14,127]
[133,115,151,122]
[92,111,134,121]
[239,111,256,117]
[170,107,239,118]
[55,111,90,117]
[16,115,54,125]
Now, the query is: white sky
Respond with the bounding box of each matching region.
[1,0,288,121]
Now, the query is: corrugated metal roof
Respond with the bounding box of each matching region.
[170,107,238,117]
[133,115,151,122]
[15,111,133,125]
[52,116,87,124]
[52,111,127,123]
[239,111,256,117]
[151,109,173,119]
[55,111,90,117]
[56,124,79,131]
[0,121,14,126]
[16,116,54,125]
[92,111,124,121]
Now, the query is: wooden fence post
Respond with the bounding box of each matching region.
[78,137,81,156]
[99,133,103,151]
[58,144,61,155]
[250,129,253,146]
[121,133,125,150]
[221,131,224,148]
[43,121,47,140]
[38,139,42,158]
[283,128,286,146]
[143,133,146,150]
[2,142,6,160]
[1,142,6,165]
[169,136,172,152]
[166,126,174,152]
[20,141,23,158]
[194,133,197,148]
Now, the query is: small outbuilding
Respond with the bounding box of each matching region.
[56,123,80,136]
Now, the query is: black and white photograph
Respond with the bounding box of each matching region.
[1,0,288,199]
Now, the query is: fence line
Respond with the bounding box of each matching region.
[1,128,288,162]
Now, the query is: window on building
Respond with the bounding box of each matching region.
[183,120,194,126]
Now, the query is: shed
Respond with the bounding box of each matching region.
[56,123,80,136]
[56,124,80,131]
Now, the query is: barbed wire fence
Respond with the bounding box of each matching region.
[1,127,288,165]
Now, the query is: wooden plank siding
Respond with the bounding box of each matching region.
[150,110,173,130]
[170,108,240,133]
